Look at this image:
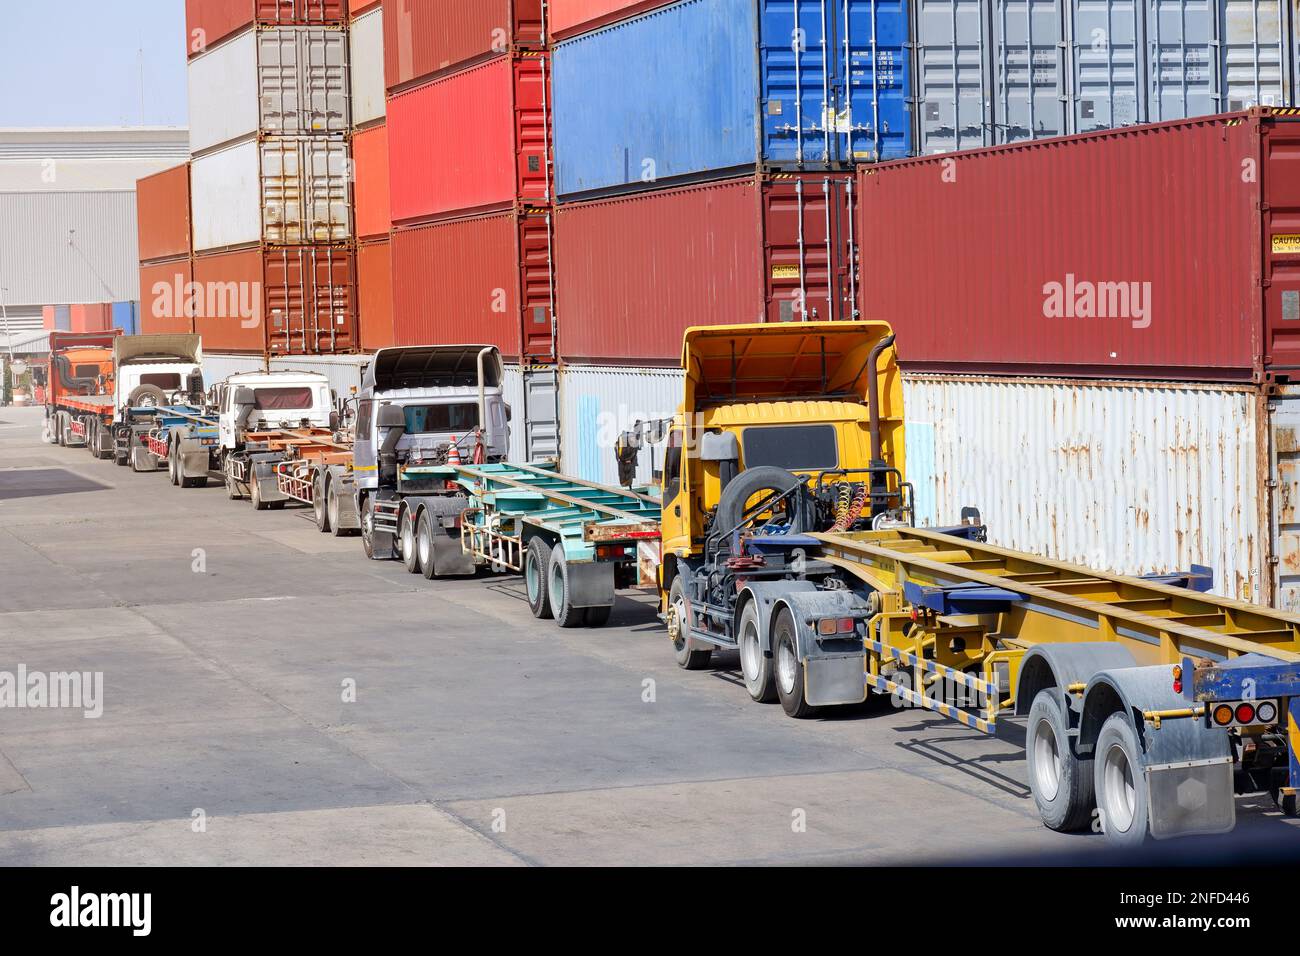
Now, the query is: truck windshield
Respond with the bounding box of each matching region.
[403,403,480,434]
[254,387,314,411]
[742,425,838,472]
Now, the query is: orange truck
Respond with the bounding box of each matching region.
[34,330,122,457]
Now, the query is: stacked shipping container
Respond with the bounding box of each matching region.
[548,0,904,370]
[384,0,554,361]
[352,0,394,349]
[183,0,357,355]
[857,108,1300,609]
[136,163,196,336]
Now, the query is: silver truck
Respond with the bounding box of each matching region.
[352,346,510,574]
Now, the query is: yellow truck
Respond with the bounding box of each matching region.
[647,320,1300,846]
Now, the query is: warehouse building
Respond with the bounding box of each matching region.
[0,127,189,350]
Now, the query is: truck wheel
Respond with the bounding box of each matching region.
[1094,712,1149,847]
[127,384,167,408]
[584,604,612,627]
[1026,689,1095,832]
[402,510,421,574]
[313,474,331,532]
[361,498,378,559]
[41,417,56,444]
[327,481,352,537]
[547,544,587,628]
[417,511,439,580]
[773,608,817,718]
[669,577,712,670]
[168,443,180,486]
[738,602,776,702]
[114,445,128,466]
[525,537,553,619]
[250,476,270,511]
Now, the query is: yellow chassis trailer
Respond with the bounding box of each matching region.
[743,526,1300,844]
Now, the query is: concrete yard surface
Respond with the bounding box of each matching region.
[1,405,1296,866]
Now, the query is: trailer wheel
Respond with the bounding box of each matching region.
[127,384,167,408]
[114,445,128,466]
[327,481,352,537]
[1026,689,1095,832]
[41,416,56,444]
[417,511,440,580]
[1280,792,1299,818]
[668,577,711,670]
[525,537,552,619]
[168,442,180,486]
[1094,712,1149,847]
[401,509,421,574]
[547,544,587,628]
[738,602,776,702]
[773,608,817,718]
[314,474,331,533]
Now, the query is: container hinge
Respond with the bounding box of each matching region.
[1265,478,1278,489]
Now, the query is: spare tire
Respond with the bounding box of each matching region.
[714,465,814,538]
[128,384,168,408]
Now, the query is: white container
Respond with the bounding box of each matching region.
[901,373,1266,605]
[559,365,685,488]
[189,26,350,156]
[349,6,386,127]
[191,136,352,251]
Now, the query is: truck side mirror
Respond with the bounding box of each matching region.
[504,403,513,422]
[233,387,256,407]
[376,404,405,429]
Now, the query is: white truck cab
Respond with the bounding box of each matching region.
[112,334,205,417]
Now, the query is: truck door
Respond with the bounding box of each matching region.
[219,384,235,449]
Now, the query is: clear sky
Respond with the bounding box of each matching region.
[0,0,188,128]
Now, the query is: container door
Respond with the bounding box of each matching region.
[840,0,911,161]
[911,0,992,154]
[1067,0,1143,132]
[258,27,350,135]
[1261,114,1300,370]
[761,0,837,165]
[1221,0,1287,110]
[522,367,560,464]
[266,248,355,356]
[762,173,857,324]
[991,0,1067,143]
[261,138,351,246]
[1269,386,1300,610]
[518,210,556,362]
[1143,0,1216,120]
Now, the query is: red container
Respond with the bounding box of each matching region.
[137,164,192,263]
[383,0,543,91]
[192,246,357,355]
[858,110,1300,382]
[555,172,858,362]
[353,123,391,239]
[358,239,395,349]
[392,209,554,360]
[186,0,347,56]
[388,53,551,225]
[69,304,113,333]
[351,0,380,12]
[549,0,672,40]
[140,260,197,335]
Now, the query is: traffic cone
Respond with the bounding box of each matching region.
[447,436,461,466]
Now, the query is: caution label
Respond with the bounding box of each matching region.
[1273,234,1300,255]
[771,265,801,280]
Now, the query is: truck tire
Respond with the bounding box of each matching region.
[1094,712,1149,847]
[669,577,712,669]
[547,544,588,628]
[714,465,814,539]
[313,474,330,532]
[773,607,817,718]
[168,443,180,486]
[127,384,167,408]
[361,498,378,559]
[327,481,352,537]
[114,444,128,466]
[417,511,439,580]
[41,417,56,444]
[1026,689,1095,832]
[738,601,777,702]
[401,509,421,574]
[250,475,271,511]
[525,537,553,619]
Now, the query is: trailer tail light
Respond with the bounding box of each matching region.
[1171,664,1182,695]
[816,617,858,636]
[1210,699,1280,728]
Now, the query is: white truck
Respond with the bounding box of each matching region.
[110,334,207,468]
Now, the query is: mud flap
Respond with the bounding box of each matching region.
[805,655,869,707]
[564,560,615,609]
[131,447,160,471]
[1146,757,1236,840]
[432,527,476,576]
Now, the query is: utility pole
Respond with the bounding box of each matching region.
[1,285,13,406]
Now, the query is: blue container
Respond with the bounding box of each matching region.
[552,0,910,198]
[111,301,139,336]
